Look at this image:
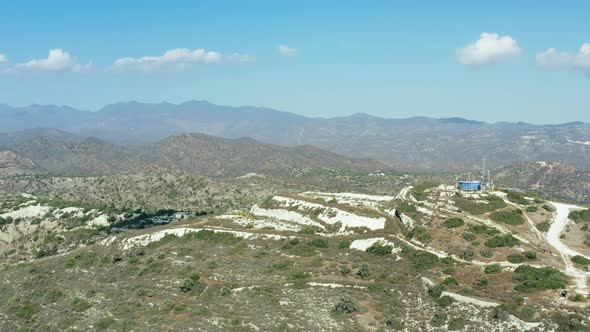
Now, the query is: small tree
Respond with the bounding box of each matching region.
[334,296,358,314]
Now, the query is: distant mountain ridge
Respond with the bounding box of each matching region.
[1,101,589,170]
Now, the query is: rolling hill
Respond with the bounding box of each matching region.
[0,131,385,177]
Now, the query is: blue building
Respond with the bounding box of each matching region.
[458,181,482,191]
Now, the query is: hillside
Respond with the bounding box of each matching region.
[494,162,590,205]
[0,131,385,177]
[1,102,589,170]
[1,182,588,331]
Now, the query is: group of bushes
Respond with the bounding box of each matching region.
[366,242,393,256]
[507,251,537,264]
[507,192,530,205]
[513,265,567,292]
[484,234,520,248]
[453,195,507,215]
[490,210,525,225]
[569,209,590,222]
[402,246,439,271]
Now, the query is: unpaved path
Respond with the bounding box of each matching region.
[546,202,590,295]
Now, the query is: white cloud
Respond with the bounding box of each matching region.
[536,43,590,76]
[456,32,522,67]
[111,48,222,72]
[14,49,90,72]
[0,54,7,63]
[227,53,256,63]
[278,44,296,57]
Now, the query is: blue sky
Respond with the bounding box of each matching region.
[0,0,589,123]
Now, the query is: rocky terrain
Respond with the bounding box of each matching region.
[494,162,590,205]
[1,181,589,331]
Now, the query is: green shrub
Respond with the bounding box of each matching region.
[333,296,358,314]
[571,255,590,265]
[507,192,530,205]
[443,267,455,275]
[524,251,537,260]
[485,235,520,248]
[463,233,476,241]
[476,276,490,287]
[535,222,550,232]
[480,249,493,258]
[470,225,488,234]
[569,209,590,222]
[437,295,455,308]
[448,318,465,330]
[396,201,417,213]
[179,278,196,293]
[407,226,431,242]
[408,250,439,271]
[541,204,555,212]
[486,228,501,236]
[444,218,465,228]
[308,238,328,249]
[551,314,588,332]
[507,254,525,264]
[298,226,317,234]
[484,264,502,274]
[490,210,525,225]
[95,317,116,330]
[572,294,585,302]
[412,182,439,201]
[16,301,41,321]
[368,283,386,292]
[385,317,403,330]
[525,206,538,213]
[340,266,351,276]
[427,285,444,298]
[272,260,294,271]
[430,311,447,327]
[357,263,371,279]
[442,277,459,286]
[338,240,351,249]
[513,265,567,292]
[71,297,91,312]
[64,256,76,268]
[366,242,393,256]
[453,195,506,215]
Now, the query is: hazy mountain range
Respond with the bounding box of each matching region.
[1,101,589,170]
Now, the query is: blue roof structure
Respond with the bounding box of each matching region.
[458,181,482,191]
